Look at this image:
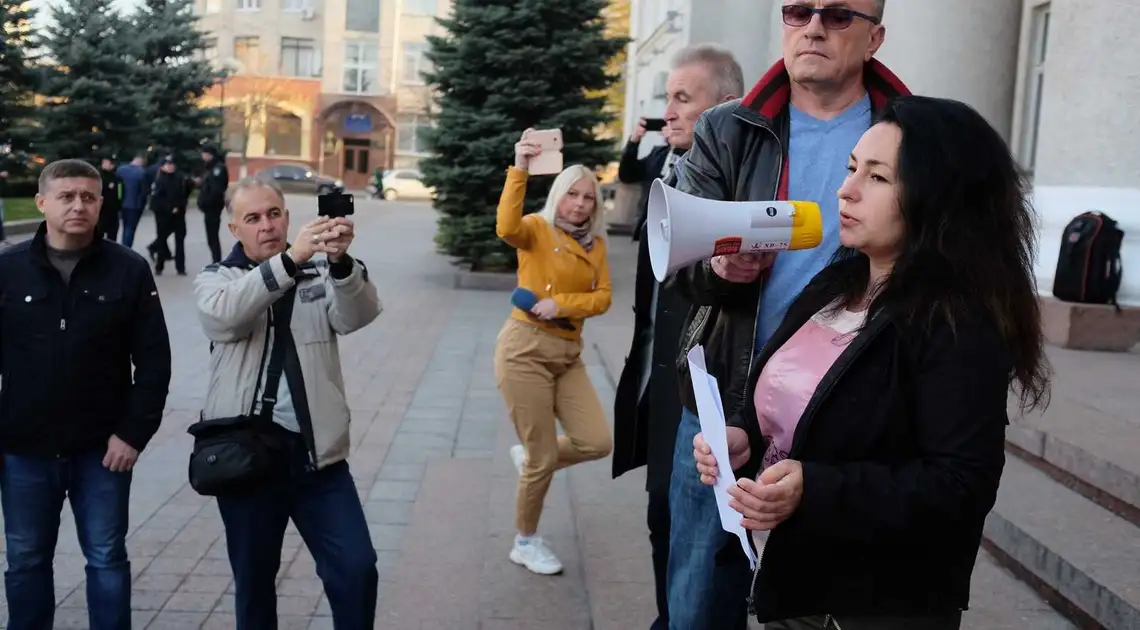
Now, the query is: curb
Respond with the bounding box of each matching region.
[3,219,41,237]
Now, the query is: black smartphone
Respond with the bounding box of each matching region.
[644,118,666,132]
[318,191,355,218]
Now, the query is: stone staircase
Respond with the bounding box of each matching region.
[984,344,1140,630]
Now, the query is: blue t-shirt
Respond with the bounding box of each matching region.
[754,94,872,350]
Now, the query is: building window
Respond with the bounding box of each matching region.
[203,0,220,13]
[343,41,379,94]
[234,36,261,73]
[265,107,303,156]
[237,0,260,10]
[281,37,319,77]
[1017,2,1049,177]
[397,114,432,154]
[346,0,380,32]
[402,42,431,84]
[403,0,436,14]
[282,0,309,11]
[200,37,219,62]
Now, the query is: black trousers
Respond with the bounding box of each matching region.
[203,208,223,264]
[150,211,186,274]
[648,487,670,629]
[766,612,962,630]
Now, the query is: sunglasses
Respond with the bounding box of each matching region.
[782,5,881,30]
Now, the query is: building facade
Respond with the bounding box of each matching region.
[195,0,448,189]
[624,0,1139,305]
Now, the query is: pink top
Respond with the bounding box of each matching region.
[753,305,866,470]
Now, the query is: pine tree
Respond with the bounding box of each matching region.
[0,0,42,155]
[131,0,225,165]
[38,0,143,162]
[420,0,629,271]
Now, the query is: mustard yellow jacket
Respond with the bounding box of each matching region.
[495,166,612,341]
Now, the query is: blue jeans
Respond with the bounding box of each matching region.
[120,206,142,249]
[666,408,753,630]
[0,451,133,630]
[217,436,378,630]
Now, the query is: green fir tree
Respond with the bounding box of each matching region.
[420,0,629,271]
[38,0,143,162]
[0,0,42,156]
[131,0,225,165]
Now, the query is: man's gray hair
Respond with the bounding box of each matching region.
[874,0,886,18]
[225,176,285,214]
[670,43,745,100]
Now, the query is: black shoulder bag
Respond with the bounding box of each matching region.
[187,292,294,496]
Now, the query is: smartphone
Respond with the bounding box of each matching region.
[644,118,666,132]
[527,128,563,176]
[317,191,355,218]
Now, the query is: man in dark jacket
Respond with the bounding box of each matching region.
[611,42,743,630]
[663,2,909,628]
[147,156,192,275]
[98,156,123,242]
[196,145,228,263]
[117,155,150,248]
[618,119,677,241]
[0,159,171,630]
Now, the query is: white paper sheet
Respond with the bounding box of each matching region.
[686,345,758,570]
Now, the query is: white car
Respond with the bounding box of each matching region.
[380,169,435,201]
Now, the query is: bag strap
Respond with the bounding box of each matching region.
[254,288,296,422]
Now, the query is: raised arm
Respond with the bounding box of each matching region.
[194,253,296,342]
[495,166,538,250]
[326,257,382,335]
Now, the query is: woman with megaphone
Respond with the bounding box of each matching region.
[492,127,614,576]
[691,95,1051,629]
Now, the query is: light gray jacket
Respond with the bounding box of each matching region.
[193,249,381,469]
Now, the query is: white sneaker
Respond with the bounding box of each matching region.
[509,536,564,575]
[509,444,526,475]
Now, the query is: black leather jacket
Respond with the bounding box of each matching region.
[666,59,909,423]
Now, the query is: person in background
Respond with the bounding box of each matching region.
[98,156,123,242]
[196,145,228,263]
[194,177,382,629]
[0,159,171,630]
[618,118,674,241]
[147,157,191,276]
[664,1,908,628]
[494,128,614,576]
[117,155,149,248]
[0,168,9,246]
[611,43,744,630]
[693,95,1051,630]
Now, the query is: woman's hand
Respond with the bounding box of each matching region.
[693,427,751,485]
[531,298,559,320]
[514,128,542,172]
[727,459,804,531]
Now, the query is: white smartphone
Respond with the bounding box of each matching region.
[527,128,563,176]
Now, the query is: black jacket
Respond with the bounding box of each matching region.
[151,170,192,215]
[667,59,909,423]
[737,263,1008,622]
[101,168,123,216]
[197,158,229,213]
[0,224,172,455]
[612,173,690,496]
[617,140,677,239]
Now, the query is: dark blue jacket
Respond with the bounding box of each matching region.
[117,163,149,210]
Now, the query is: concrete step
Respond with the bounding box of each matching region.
[984,455,1140,630]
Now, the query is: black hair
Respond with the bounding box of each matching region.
[811,95,1050,411]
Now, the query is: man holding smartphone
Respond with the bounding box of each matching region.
[618,117,677,241]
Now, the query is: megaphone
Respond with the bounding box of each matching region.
[647,178,824,283]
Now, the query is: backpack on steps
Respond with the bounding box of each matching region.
[1052,211,1124,307]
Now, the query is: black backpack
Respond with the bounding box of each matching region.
[1052,211,1124,307]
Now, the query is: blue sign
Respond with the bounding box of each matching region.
[344,114,373,134]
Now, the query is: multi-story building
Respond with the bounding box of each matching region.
[195,0,449,189]
[623,0,1139,305]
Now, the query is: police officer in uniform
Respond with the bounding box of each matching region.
[147,157,191,275]
[98,156,123,242]
[196,146,229,263]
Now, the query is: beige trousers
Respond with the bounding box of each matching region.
[493,319,612,534]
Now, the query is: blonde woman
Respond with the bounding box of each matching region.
[494,128,614,575]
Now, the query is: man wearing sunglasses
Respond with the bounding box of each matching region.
[664,2,910,629]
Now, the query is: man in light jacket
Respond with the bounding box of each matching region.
[193,177,382,629]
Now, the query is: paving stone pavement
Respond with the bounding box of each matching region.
[0,196,1079,629]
